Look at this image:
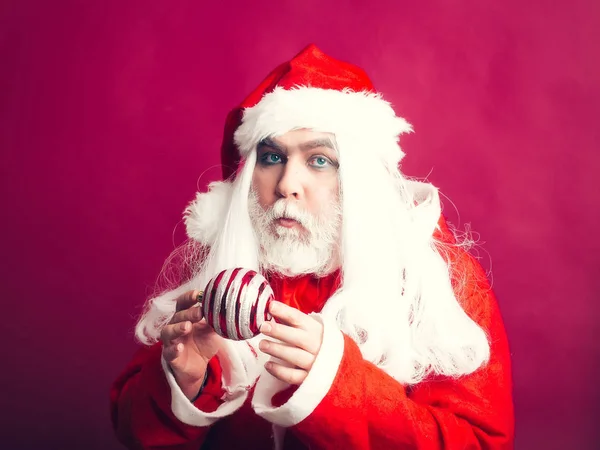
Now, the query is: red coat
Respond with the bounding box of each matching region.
[110,222,514,449]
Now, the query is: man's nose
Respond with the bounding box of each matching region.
[275,163,304,199]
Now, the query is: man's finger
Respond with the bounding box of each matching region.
[160,321,192,345]
[265,361,307,385]
[175,290,202,312]
[162,342,183,363]
[170,304,203,325]
[259,339,315,370]
[267,301,310,329]
[260,320,318,354]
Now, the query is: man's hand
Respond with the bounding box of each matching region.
[259,301,324,385]
[160,290,222,400]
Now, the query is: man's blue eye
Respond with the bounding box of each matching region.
[261,153,283,164]
[309,156,330,167]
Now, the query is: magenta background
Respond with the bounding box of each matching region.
[1,0,599,448]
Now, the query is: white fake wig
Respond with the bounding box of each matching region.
[135,87,490,385]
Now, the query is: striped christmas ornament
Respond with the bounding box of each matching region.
[200,268,274,340]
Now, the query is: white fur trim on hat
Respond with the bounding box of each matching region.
[233,86,413,164]
[184,181,234,245]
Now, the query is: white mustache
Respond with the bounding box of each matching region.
[266,200,313,229]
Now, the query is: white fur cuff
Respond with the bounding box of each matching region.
[160,356,248,427]
[251,314,345,427]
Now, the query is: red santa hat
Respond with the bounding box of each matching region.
[221,43,412,179]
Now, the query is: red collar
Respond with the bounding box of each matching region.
[265,270,341,314]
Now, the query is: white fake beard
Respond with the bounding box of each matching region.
[248,190,342,277]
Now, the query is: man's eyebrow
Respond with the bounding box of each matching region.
[257,137,285,151]
[257,137,335,152]
[298,138,334,151]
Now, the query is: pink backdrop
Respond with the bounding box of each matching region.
[1,1,598,448]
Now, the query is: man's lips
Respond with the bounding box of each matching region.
[275,217,302,229]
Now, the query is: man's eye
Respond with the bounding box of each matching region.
[309,156,332,168]
[260,152,283,165]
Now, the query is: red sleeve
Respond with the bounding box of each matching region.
[290,251,514,449]
[110,342,224,449]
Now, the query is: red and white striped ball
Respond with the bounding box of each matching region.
[201,268,274,341]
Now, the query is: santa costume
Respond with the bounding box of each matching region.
[110,44,514,449]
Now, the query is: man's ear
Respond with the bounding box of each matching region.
[184,181,234,245]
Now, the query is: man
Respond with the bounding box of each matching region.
[111,44,514,449]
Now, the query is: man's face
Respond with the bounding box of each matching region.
[248,129,342,276]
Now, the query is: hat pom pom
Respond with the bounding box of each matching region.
[184,181,233,245]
